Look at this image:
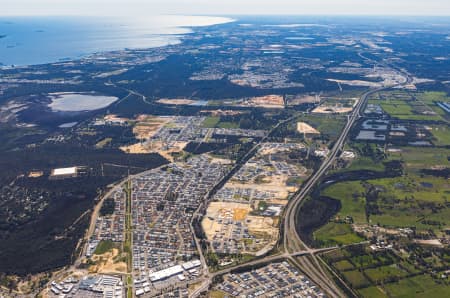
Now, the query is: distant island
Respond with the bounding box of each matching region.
[0,35,6,39]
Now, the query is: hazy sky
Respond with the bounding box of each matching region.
[2,0,450,17]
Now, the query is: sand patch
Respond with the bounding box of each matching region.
[288,94,319,105]
[297,122,320,134]
[246,216,276,234]
[133,115,173,140]
[312,105,353,114]
[202,202,252,239]
[248,95,284,108]
[233,208,249,221]
[89,248,127,274]
[120,143,148,154]
[157,98,196,105]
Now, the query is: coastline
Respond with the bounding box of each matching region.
[0,15,234,67]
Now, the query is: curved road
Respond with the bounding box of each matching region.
[279,71,412,296]
[52,67,412,298]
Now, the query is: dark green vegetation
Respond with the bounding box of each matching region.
[99,198,116,216]
[299,144,450,247]
[0,16,449,297]
[322,245,450,298]
[296,158,404,247]
[298,83,450,296]
[0,142,167,275]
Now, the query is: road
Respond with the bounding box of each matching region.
[41,163,171,298]
[188,87,383,298]
[192,67,412,297]
[49,65,412,298]
[190,114,301,274]
[284,70,413,254]
[283,85,387,253]
[278,70,413,297]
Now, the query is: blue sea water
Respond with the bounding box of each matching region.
[0,16,232,66]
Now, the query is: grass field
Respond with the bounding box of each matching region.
[333,259,355,271]
[365,265,409,283]
[202,116,220,128]
[364,173,450,233]
[383,274,450,297]
[358,286,388,298]
[209,290,226,298]
[295,114,346,140]
[325,247,450,297]
[323,249,347,262]
[314,222,364,246]
[373,91,447,121]
[416,91,450,118]
[94,240,115,255]
[387,146,449,173]
[428,125,450,146]
[350,254,382,269]
[368,175,449,203]
[342,270,371,289]
[217,121,239,129]
[201,116,239,129]
[321,181,367,223]
[345,156,386,172]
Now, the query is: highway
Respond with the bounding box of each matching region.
[56,65,412,298]
[192,67,412,297]
[189,87,385,298]
[283,85,387,253]
[279,70,413,297]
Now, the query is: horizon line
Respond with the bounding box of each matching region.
[1,13,450,18]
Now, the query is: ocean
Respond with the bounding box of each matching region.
[0,15,232,66]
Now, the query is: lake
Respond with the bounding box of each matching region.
[48,92,118,112]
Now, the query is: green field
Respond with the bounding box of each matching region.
[387,147,449,174]
[383,274,450,297]
[345,156,386,172]
[342,270,371,289]
[321,181,367,223]
[350,254,383,269]
[416,91,450,118]
[429,125,450,146]
[368,175,449,203]
[201,116,220,128]
[333,259,355,271]
[363,173,450,233]
[217,121,239,129]
[372,91,447,121]
[326,145,449,234]
[296,114,346,141]
[94,240,115,255]
[314,222,364,246]
[365,264,409,283]
[358,286,388,298]
[325,246,450,298]
[201,116,239,129]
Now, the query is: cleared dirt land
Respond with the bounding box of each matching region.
[157,98,196,105]
[297,122,320,135]
[247,95,284,108]
[89,248,127,275]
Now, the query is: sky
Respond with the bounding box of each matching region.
[1,0,450,17]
